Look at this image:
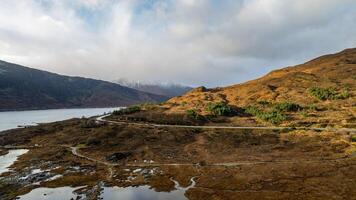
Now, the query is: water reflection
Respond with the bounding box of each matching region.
[0,149,28,175]
[17,187,85,200]
[0,107,120,132]
[101,178,195,200]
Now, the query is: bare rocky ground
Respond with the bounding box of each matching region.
[0,117,355,200]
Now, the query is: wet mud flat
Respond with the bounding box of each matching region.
[0,118,355,199]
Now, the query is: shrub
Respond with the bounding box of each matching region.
[186,109,202,120]
[206,102,234,116]
[300,111,308,118]
[335,89,350,100]
[308,87,350,100]
[245,106,262,116]
[308,87,336,100]
[273,102,302,112]
[245,106,286,124]
[112,105,141,115]
[258,110,286,125]
[306,104,318,111]
[351,135,356,142]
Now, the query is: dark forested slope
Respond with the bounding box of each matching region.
[0,60,166,111]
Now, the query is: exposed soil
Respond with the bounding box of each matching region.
[0,149,8,156]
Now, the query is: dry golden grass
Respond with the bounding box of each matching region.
[164,48,356,127]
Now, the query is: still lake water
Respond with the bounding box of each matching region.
[1,149,194,200]
[0,108,120,132]
[17,184,192,200]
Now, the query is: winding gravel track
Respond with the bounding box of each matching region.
[96,115,356,133]
[69,146,355,170]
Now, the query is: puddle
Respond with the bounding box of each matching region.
[133,168,142,173]
[100,178,195,200]
[31,168,44,174]
[0,149,28,175]
[45,174,63,181]
[15,176,195,200]
[17,186,85,200]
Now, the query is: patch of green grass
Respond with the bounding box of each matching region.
[245,106,286,125]
[308,87,337,100]
[245,101,299,124]
[306,104,318,111]
[245,106,261,116]
[335,89,350,99]
[300,111,308,118]
[273,102,302,112]
[308,87,350,100]
[206,102,235,116]
[351,135,356,142]
[186,109,203,120]
[258,110,286,125]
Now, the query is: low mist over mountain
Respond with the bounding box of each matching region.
[0,60,166,111]
[115,79,192,98]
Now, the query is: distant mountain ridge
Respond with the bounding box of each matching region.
[0,60,167,111]
[115,79,192,98]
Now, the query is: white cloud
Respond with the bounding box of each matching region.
[0,0,355,87]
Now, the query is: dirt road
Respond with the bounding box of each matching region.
[96,115,356,133]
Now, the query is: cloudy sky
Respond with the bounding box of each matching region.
[0,0,355,87]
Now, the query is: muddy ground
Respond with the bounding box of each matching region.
[0,118,355,200]
[0,149,8,156]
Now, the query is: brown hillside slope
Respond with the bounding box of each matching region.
[166,48,356,111]
[158,48,355,127]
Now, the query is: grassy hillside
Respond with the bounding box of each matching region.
[108,48,355,127]
[161,48,355,127]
